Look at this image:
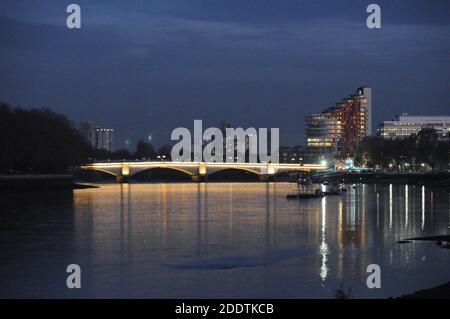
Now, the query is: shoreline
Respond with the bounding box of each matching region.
[396,282,450,299]
[0,174,98,191]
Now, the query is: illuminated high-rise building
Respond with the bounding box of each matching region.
[357,86,372,136]
[96,128,114,152]
[305,87,371,159]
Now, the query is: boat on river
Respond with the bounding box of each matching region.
[323,183,347,195]
[286,184,324,199]
[286,191,325,199]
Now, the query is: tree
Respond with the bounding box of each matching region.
[356,129,450,172]
[135,140,156,160]
[0,102,91,173]
[158,144,172,160]
[111,149,132,160]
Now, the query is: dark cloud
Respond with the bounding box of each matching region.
[0,1,448,148]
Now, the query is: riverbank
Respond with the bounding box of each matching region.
[396,282,450,299]
[0,175,98,191]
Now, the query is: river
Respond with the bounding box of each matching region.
[1,182,449,298]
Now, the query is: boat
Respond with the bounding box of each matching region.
[323,183,346,195]
[286,188,324,199]
[287,192,325,199]
[323,189,343,196]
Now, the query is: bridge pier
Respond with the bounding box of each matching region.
[191,175,206,182]
[259,174,275,182]
[116,175,130,183]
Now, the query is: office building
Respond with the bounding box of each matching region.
[280,146,304,164]
[96,128,114,152]
[80,121,114,152]
[378,114,450,140]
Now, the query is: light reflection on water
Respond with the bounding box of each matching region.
[0,182,449,298]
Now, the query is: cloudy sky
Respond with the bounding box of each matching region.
[0,0,449,149]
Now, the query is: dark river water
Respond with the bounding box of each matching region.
[1,182,449,298]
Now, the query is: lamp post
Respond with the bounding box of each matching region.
[157,155,166,162]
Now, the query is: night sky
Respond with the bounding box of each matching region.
[0,0,449,149]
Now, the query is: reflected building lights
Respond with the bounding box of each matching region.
[389,184,393,230]
[319,197,329,282]
[422,186,426,230]
[160,184,168,256]
[338,200,343,249]
[405,185,408,229]
[350,186,356,230]
[431,191,434,222]
[376,193,380,229]
[337,200,344,281]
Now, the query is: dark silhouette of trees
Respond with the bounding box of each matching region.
[158,144,172,160]
[135,140,156,160]
[0,103,91,174]
[356,130,450,171]
[415,128,441,171]
[111,149,132,160]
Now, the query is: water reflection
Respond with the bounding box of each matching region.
[422,186,425,231]
[0,183,449,298]
[319,197,329,282]
[389,184,393,229]
[405,185,409,229]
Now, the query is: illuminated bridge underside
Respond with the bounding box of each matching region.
[80,161,326,182]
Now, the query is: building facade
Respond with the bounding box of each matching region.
[357,86,372,136]
[378,114,450,140]
[95,128,114,152]
[304,86,371,160]
[80,121,114,152]
[280,146,304,164]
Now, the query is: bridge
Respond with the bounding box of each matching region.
[80,161,327,182]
